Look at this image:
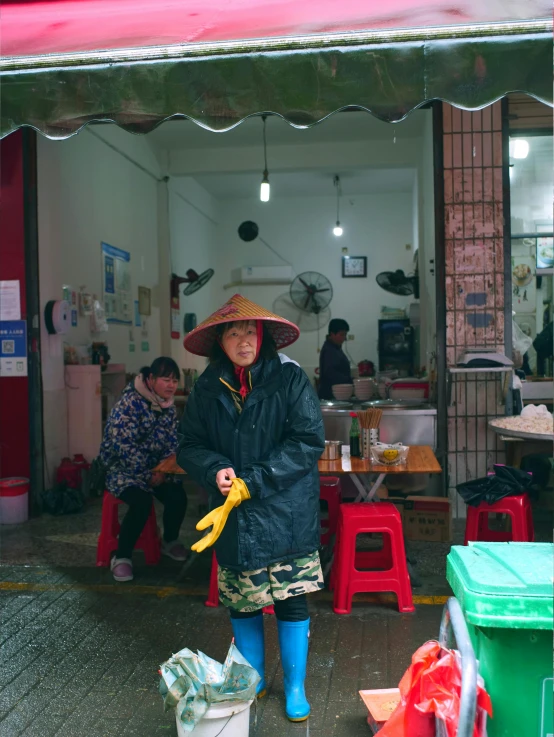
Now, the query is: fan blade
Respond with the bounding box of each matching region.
[314,288,330,293]
[299,277,310,290]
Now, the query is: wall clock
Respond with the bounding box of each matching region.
[342,256,367,278]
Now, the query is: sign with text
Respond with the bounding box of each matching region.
[0,320,27,377]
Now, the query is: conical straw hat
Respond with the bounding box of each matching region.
[183,294,300,357]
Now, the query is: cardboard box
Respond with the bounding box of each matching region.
[402,496,452,542]
[386,494,452,542]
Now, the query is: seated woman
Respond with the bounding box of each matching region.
[177,295,325,722]
[100,356,187,582]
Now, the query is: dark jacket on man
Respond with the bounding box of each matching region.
[318,339,352,399]
[177,356,325,571]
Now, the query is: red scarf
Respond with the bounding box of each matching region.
[225,321,263,400]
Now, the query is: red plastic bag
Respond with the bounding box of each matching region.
[380,641,492,737]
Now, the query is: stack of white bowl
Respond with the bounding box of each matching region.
[332,383,354,400]
[353,378,375,401]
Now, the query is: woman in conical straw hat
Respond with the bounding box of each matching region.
[178,294,325,722]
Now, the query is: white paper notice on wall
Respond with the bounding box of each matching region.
[0,281,21,321]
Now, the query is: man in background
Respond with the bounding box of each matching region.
[318,319,352,399]
[533,320,553,376]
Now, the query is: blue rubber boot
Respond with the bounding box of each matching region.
[231,614,266,697]
[277,618,310,721]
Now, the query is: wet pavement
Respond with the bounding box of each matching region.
[1,480,551,736]
[0,563,445,737]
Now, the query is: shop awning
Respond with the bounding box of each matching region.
[1,0,552,139]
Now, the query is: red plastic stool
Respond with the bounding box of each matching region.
[205,550,220,608]
[205,550,274,614]
[319,476,342,546]
[464,494,534,545]
[96,491,161,566]
[331,503,414,614]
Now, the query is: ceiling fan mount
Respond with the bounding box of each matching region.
[376,269,419,298]
[171,268,214,297]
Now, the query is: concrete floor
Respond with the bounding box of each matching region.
[0,563,446,737]
[0,481,551,737]
[0,479,464,594]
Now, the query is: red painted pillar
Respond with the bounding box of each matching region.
[0,131,30,480]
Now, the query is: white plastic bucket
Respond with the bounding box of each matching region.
[0,478,29,524]
[176,699,253,737]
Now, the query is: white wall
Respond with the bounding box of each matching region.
[38,126,163,481]
[168,177,222,372]
[214,192,415,379]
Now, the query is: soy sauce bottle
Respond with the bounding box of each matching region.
[349,412,361,458]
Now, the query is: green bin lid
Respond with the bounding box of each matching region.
[447,542,553,630]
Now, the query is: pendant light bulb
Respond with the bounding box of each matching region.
[333,174,343,236]
[260,115,270,202]
[260,171,270,202]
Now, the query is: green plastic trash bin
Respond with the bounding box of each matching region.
[447,542,553,737]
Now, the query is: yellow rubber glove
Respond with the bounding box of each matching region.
[191,478,250,553]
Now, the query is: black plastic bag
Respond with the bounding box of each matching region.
[456,464,538,507]
[42,481,85,515]
[88,456,108,497]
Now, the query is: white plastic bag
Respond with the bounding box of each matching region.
[521,404,552,419]
[512,320,532,367]
[90,299,108,333]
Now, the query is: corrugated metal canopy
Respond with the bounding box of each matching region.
[0,0,552,139]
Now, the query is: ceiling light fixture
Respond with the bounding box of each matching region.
[333,175,343,236]
[260,115,270,202]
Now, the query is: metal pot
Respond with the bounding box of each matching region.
[362,399,428,410]
[320,399,354,409]
[321,440,342,460]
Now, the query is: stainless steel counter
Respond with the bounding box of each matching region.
[321,405,437,450]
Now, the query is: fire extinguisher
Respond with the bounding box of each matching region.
[56,457,81,489]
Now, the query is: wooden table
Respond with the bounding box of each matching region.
[319,445,442,501]
[157,445,442,502]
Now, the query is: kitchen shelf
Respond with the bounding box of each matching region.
[448,367,512,374]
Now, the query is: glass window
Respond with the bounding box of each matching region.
[510,134,553,377]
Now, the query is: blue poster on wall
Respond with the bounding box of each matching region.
[101,242,132,325]
[0,320,27,377]
[104,255,115,294]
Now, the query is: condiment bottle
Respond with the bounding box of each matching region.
[349,412,361,458]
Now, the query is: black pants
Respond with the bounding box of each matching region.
[229,593,308,622]
[116,483,187,558]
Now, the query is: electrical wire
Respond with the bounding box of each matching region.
[259,236,295,272]
[343,341,356,367]
[87,128,163,182]
[262,114,269,175]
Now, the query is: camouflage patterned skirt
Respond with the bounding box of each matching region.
[218,551,324,612]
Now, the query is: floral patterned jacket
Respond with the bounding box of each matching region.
[100,383,179,496]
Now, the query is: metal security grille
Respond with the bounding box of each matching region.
[442,102,507,516]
